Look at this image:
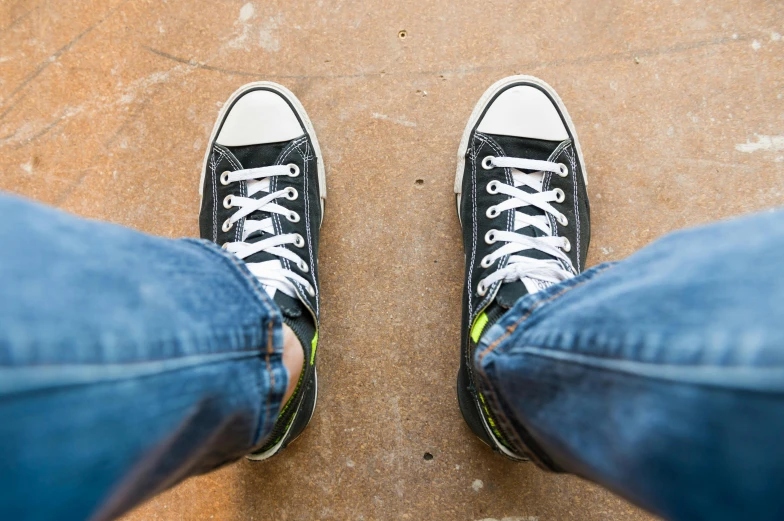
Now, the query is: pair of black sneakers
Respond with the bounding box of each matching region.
[198,77,590,461]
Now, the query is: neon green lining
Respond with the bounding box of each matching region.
[470,311,490,343]
[310,331,318,365]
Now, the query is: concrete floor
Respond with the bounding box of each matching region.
[2,0,783,519]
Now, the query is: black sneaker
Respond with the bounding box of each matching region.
[198,82,325,460]
[454,76,590,461]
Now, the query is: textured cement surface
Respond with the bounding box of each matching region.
[2,0,783,520]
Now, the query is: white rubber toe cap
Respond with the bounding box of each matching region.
[477,85,568,141]
[216,89,305,147]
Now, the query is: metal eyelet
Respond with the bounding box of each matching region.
[294,234,305,248]
[554,188,565,203]
[307,285,316,297]
[477,281,488,296]
[485,229,498,244]
[223,195,233,209]
[486,180,500,194]
[220,171,232,185]
[298,261,309,273]
[480,255,493,268]
[287,211,301,223]
[285,187,298,200]
[562,238,572,252]
[221,243,229,250]
[481,156,495,170]
[557,214,569,227]
[486,206,500,218]
[222,218,233,232]
[287,163,300,177]
[557,163,569,178]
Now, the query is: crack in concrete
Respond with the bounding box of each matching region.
[0,2,38,35]
[144,32,753,81]
[0,0,133,123]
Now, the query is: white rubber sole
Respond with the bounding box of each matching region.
[454,75,588,215]
[246,368,319,461]
[199,81,327,225]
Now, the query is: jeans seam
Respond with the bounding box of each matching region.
[145,238,284,442]
[473,263,615,464]
[501,346,784,393]
[258,317,283,442]
[0,318,273,368]
[180,239,286,441]
[505,326,783,367]
[1,348,271,395]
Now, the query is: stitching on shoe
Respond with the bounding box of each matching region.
[209,151,218,242]
[276,135,306,164]
[214,146,245,242]
[543,140,570,242]
[222,149,244,243]
[280,138,307,276]
[567,146,581,272]
[259,318,277,441]
[543,153,556,241]
[272,135,307,273]
[303,139,319,317]
[466,133,484,326]
[546,140,571,274]
[294,139,318,315]
[474,132,513,314]
[274,136,310,311]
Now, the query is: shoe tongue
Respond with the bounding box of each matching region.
[495,279,530,309]
[226,142,290,267]
[228,141,290,169]
[223,142,316,349]
[486,135,567,308]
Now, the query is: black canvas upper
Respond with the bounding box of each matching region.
[456,81,590,463]
[200,136,322,319]
[199,94,322,456]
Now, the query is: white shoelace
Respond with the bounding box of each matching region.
[220,163,314,298]
[477,156,575,296]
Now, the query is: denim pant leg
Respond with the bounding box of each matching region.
[0,194,288,521]
[475,209,784,521]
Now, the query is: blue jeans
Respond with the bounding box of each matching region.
[0,194,288,521]
[476,208,784,521]
[1,193,783,521]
